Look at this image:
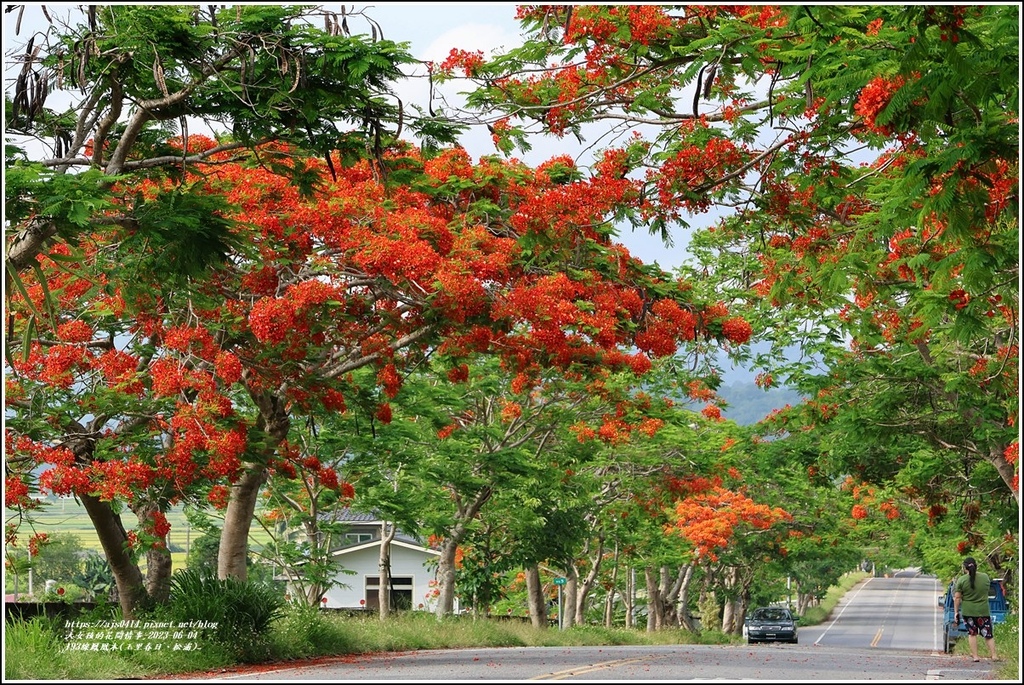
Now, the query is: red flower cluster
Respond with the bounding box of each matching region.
[163,325,217,357]
[670,487,790,561]
[879,500,900,520]
[5,476,37,509]
[214,351,243,385]
[207,484,230,510]
[56,320,94,343]
[318,467,339,491]
[926,504,947,525]
[447,364,470,384]
[28,533,49,557]
[438,49,485,77]
[40,344,91,388]
[625,5,673,44]
[93,349,144,395]
[147,511,172,538]
[701,404,723,421]
[248,297,296,344]
[38,465,91,497]
[720,317,753,345]
[321,388,347,412]
[654,137,746,213]
[150,358,184,397]
[500,401,522,423]
[853,75,906,135]
[377,364,402,399]
[205,427,247,480]
[948,288,970,310]
[1005,441,1018,465]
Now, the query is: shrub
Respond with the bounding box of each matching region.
[165,567,286,663]
[268,603,354,659]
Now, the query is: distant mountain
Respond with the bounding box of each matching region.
[717,381,804,426]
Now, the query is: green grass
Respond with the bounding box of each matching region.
[4,607,738,681]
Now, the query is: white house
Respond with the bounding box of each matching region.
[311,509,460,613]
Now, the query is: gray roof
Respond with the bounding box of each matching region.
[320,507,427,547]
[327,508,381,523]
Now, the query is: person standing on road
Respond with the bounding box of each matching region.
[953,556,999,662]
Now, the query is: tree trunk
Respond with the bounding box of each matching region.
[5,218,59,274]
[624,566,636,629]
[81,493,148,619]
[217,466,267,580]
[296,516,328,606]
[658,564,689,628]
[604,543,620,628]
[797,591,815,616]
[432,486,492,617]
[144,544,173,605]
[525,565,548,629]
[434,538,459,617]
[990,444,1019,504]
[219,388,290,581]
[719,565,754,635]
[133,501,172,605]
[698,587,721,633]
[722,598,740,634]
[676,563,699,632]
[378,520,396,620]
[572,536,604,627]
[645,567,665,631]
[563,570,580,627]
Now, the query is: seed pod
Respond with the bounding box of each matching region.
[153,54,169,97]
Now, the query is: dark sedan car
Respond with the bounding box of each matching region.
[745,606,798,644]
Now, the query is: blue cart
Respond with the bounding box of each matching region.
[939,578,1009,653]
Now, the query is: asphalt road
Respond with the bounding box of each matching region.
[177,570,1005,681]
[798,569,949,651]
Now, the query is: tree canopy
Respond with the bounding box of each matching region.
[4,4,1018,624]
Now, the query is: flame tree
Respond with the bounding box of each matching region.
[440,3,1018,564]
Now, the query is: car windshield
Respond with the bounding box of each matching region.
[752,608,790,621]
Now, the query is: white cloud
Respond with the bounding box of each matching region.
[421,23,520,62]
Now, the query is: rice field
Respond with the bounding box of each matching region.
[6,497,274,582]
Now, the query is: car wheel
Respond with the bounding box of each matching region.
[748,638,757,644]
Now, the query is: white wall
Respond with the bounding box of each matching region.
[321,542,453,612]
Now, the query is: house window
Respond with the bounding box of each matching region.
[345,533,374,545]
[365,576,413,611]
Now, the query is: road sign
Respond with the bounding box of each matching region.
[553,577,566,585]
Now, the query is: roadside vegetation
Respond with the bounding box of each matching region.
[6,569,1016,681]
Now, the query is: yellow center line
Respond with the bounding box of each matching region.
[529,655,664,680]
[870,628,884,647]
